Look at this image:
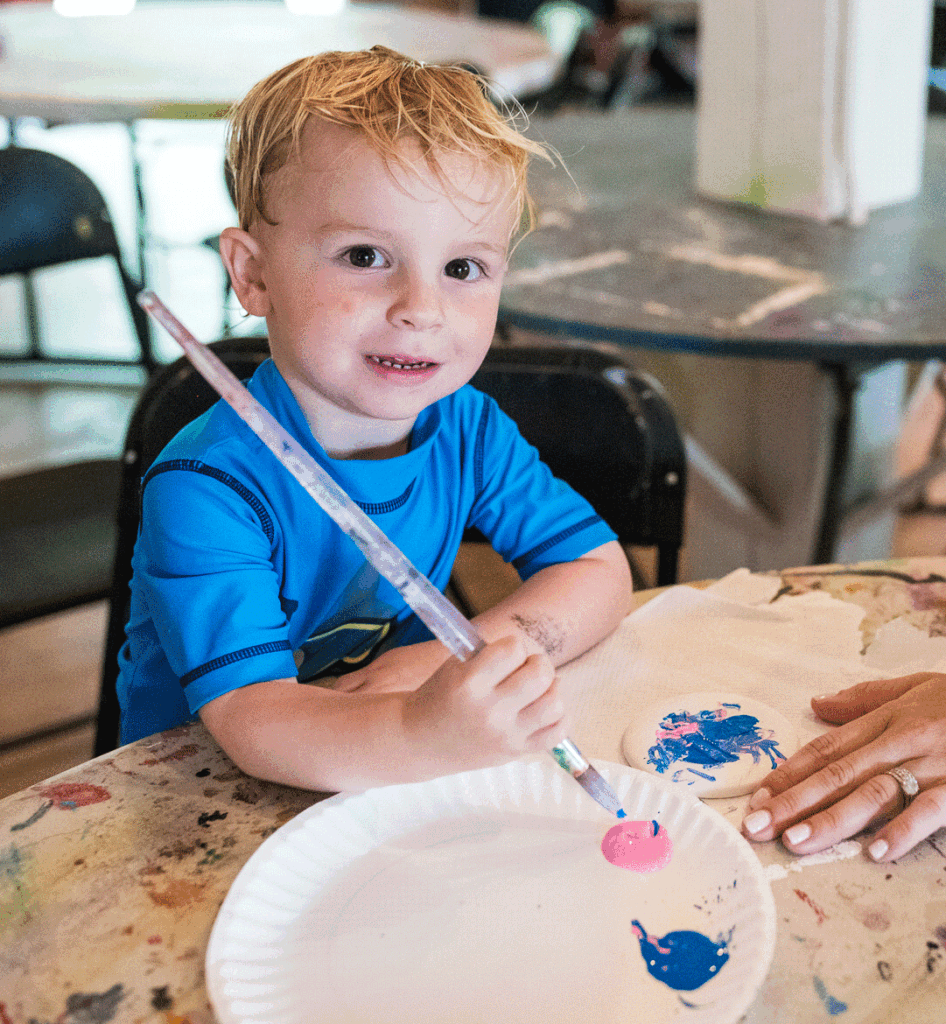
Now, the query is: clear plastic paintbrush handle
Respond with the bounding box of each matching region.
[138,291,482,660]
[137,291,607,800]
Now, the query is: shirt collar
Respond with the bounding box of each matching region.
[245,358,442,507]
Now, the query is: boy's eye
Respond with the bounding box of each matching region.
[444,258,483,281]
[345,246,384,268]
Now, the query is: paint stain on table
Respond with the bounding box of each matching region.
[813,975,848,1015]
[10,783,111,831]
[37,782,110,809]
[146,878,207,909]
[794,888,828,925]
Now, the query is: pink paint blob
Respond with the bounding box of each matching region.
[601,819,673,873]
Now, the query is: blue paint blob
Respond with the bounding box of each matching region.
[616,808,627,819]
[632,919,730,991]
[646,703,787,777]
[813,976,848,1015]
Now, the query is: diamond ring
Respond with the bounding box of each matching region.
[883,766,920,810]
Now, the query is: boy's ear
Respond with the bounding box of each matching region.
[218,227,271,318]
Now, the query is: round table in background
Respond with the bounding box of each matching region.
[501,107,946,564]
[0,0,559,122]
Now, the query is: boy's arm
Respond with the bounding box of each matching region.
[475,539,632,664]
[335,539,632,693]
[198,633,566,792]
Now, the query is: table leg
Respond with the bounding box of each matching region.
[814,362,861,564]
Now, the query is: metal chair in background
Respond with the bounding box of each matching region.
[0,459,122,630]
[0,146,154,368]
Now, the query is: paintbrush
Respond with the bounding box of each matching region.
[137,290,626,818]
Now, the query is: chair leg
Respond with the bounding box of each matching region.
[118,263,156,371]
[23,272,43,359]
[95,589,126,756]
[654,545,679,588]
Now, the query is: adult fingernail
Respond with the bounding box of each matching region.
[784,822,812,846]
[868,839,889,861]
[748,786,771,810]
[743,809,771,835]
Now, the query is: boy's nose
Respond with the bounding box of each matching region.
[388,270,444,331]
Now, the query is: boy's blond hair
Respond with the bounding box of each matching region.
[226,45,551,235]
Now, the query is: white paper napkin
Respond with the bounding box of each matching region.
[565,568,946,768]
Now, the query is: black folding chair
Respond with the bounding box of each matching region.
[466,343,685,596]
[95,338,685,753]
[0,459,122,629]
[95,336,270,755]
[0,146,154,368]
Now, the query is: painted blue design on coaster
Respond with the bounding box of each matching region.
[646,702,787,781]
[632,919,730,991]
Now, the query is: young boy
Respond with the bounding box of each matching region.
[118,46,632,792]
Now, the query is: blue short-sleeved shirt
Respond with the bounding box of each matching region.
[117,359,616,743]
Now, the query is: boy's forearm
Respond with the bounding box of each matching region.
[472,541,633,667]
[198,679,427,792]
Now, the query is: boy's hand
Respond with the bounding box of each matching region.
[327,640,449,695]
[402,634,568,773]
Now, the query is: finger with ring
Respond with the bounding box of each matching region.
[883,765,920,810]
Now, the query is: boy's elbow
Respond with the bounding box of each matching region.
[595,540,635,614]
[197,680,295,784]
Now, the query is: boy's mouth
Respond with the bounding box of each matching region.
[366,354,438,372]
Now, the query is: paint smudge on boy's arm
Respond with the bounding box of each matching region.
[510,612,565,658]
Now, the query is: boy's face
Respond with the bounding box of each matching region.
[221,120,519,458]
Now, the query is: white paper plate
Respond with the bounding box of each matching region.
[206,758,775,1024]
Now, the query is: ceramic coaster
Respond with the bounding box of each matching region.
[621,692,798,798]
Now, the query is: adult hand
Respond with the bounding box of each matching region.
[403,634,568,772]
[741,673,946,861]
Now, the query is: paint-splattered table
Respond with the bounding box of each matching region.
[2,557,946,1023]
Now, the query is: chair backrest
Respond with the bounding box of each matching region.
[96,337,686,753]
[95,336,271,755]
[0,146,153,364]
[470,343,685,586]
[0,146,125,274]
[0,458,122,629]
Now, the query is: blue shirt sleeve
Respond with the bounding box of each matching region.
[465,395,617,578]
[134,462,299,714]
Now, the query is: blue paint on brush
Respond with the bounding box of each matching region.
[616,809,627,819]
[632,920,730,991]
